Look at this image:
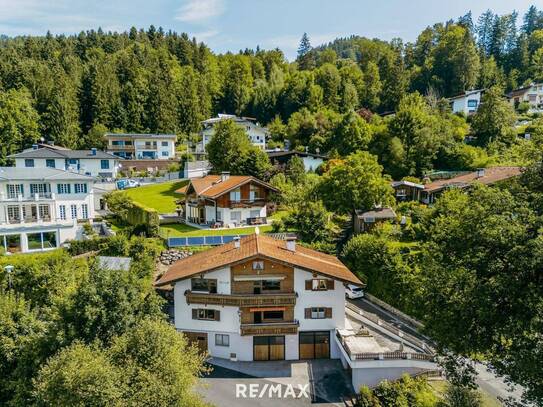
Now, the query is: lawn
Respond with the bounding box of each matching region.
[160,223,273,238]
[124,180,188,214]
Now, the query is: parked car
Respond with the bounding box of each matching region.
[116,179,141,190]
[345,284,364,299]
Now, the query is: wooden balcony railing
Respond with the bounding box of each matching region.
[240,321,299,336]
[229,199,266,208]
[185,290,297,307]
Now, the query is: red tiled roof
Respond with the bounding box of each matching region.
[424,167,521,193]
[155,234,362,286]
[175,175,278,198]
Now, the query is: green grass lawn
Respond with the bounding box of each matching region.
[124,180,188,214]
[160,223,273,238]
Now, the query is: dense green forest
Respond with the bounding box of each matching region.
[0,6,542,163]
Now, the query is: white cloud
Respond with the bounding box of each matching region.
[176,0,225,23]
[192,29,220,41]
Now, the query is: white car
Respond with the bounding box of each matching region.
[345,284,364,299]
[125,179,141,188]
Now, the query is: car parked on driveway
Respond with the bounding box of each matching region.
[345,284,364,299]
[116,179,141,190]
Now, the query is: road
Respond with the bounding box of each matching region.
[349,297,525,404]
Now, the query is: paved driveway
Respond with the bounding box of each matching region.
[197,359,353,407]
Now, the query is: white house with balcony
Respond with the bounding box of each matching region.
[104,133,176,160]
[155,233,363,362]
[0,167,96,254]
[448,89,484,115]
[9,144,119,179]
[508,83,543,112]
[176,173,279,227]
[199,114,267,153]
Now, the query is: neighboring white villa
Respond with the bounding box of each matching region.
[155,233,363,362]
[0,167,96,253]
[200,114,267,153]
[508,83,543,112]
[104,133,177,160]
[9,144,119,179]
[176,173,278,226]
[448,89,484,115]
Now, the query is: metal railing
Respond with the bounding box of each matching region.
[345,302,434,354]
[185,290,297,306]
[335,330,435,362]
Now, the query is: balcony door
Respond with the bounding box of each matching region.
[253,336,285,361]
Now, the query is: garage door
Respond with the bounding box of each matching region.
[299,331,330,359]
[253,336,285,361]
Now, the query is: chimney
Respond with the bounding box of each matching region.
[32,144,38,150]
[233,236,240,249]
[91,148,97,156]
[286,236,296,252]
[476,168,485,178]
[221,171,230,182]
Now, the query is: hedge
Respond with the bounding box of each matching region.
[124,201,160,237]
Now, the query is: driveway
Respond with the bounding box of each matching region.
[197,358,353,406]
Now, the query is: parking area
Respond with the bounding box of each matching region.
[197,358,353,407]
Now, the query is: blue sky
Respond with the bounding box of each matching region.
[0,0,536,59]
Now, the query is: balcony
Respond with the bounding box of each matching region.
[240,321,299,336]
[229,199,266,208]
[2,193,54,202]
[185,291,297,307]
[108,144,135,151]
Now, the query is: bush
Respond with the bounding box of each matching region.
[105,192,160,237]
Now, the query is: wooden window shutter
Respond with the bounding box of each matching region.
[305,280,312,290]
[304,308,312,319]
[192,309,198,319]
[326,280,335,290]
[214,310,221,321]
[325,308,333,318]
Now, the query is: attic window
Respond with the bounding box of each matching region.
[253,261,264,270]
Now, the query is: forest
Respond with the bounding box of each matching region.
[0,6,542,167]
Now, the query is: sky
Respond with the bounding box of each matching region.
[0,0,537,59]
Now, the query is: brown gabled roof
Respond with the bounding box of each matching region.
[155,234,363,287]
[424,166,522,193]
[175,175,279,198]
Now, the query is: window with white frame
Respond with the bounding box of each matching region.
[215,334,229,347]
[81,204,89,219]
[70,204,77,219]
[311,307,326,319]
[74,183,88,194]
[59,205,66,220]
[38,205,50,219]
[7,206,20,221]
[57,184,71,194]
[30,183,49,195]
[7,184,24,199]
[230,211,241,222]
